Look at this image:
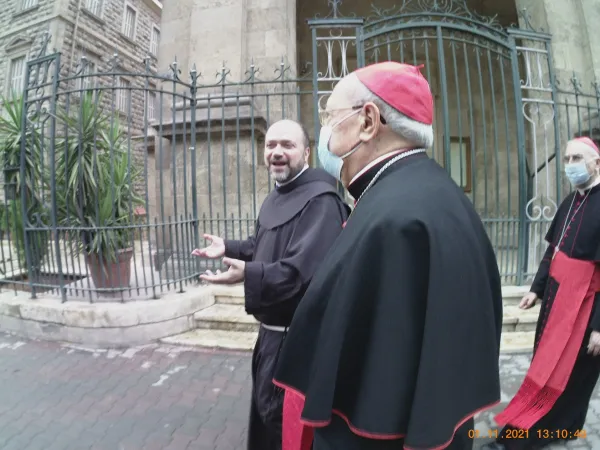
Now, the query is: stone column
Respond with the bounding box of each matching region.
[160,0,297,79]
[153,0,299,280]
[244,0,298,125]
[159,0,247,80]
[244,0,297,75]
[579,0,600,81]
[515,0,593,84]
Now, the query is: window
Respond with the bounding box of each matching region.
[8,56,26,96]
[150,26,160,55]
[21,0,38,9]
[445,137,472,193]
[117,78,131,113]
[147,91,157,121]
[85,0,102,16]
[122,5,137,40]
[77,60,96,93]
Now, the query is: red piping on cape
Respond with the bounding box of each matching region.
[274,379,500,450]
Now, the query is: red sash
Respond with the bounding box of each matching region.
[495,251,600,429]
[282,389,314,450]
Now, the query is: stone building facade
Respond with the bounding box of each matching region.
[2,0,599,288]
[0,0,162,128]
[150,0,600,285]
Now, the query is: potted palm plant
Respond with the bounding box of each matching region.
[55,92,143,291]
[0,94,49,272]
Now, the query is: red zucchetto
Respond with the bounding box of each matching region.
[572,136,600,154]
[354,61,434,125]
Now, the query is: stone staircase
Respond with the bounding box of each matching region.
[162,285,538,354]
[162,285,260,351]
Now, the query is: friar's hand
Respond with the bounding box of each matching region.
[199,257,245,284]
[519,292,538,310]
[191,234,225,259]
[588,331,600,356]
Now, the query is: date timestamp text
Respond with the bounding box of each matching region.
[468,429,587,440]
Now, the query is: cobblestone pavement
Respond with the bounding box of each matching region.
[1,332,599,450]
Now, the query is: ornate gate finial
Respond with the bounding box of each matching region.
[317,0,356,19]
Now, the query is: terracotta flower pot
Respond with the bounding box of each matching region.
[85,247,134,291]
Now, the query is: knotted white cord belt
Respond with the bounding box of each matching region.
[261,323,288,332]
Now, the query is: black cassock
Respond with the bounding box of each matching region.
[224,167,350,450]
[273,153,503,449]
[494,183,600,450]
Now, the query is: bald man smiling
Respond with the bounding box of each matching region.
[193,119,350,450]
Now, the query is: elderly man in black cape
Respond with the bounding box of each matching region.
[192,119,350,450]
[483,137,600,450]
[273,62,504,450]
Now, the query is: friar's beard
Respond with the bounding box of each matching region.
[270,161,304,183]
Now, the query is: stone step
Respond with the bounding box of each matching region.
[502,285,531,305]
[195,299,539,334]
[164,328,534,354]
[502,304,540,332]
[177,286,539,353]
[161,329,257,351]
[206,285,533,306]
[501,331,534,353]
[209,285,245,305]
[194,303,258,332]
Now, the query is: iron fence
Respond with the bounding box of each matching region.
[0,45,313,302]
[0,4,596,299]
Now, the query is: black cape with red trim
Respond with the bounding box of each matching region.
[273,154,503,449]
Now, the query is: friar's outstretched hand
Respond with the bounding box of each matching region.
[199,257,245,285]
[191,234,225,259]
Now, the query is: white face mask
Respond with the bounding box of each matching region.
[564,162,592,186]
[317,110,362,181]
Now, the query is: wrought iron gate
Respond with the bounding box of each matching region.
[4,2,598,299]
[309,0,564,285]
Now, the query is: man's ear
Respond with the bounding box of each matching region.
[358,102,381,142]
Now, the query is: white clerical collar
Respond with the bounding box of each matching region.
[349,150,404,186]
[276,164,309,187]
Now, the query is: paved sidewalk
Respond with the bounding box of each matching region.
[0,331,599,449]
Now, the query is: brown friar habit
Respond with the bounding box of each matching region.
[493,183,600,449]
[225,167,350,450]
[273,153,504,449]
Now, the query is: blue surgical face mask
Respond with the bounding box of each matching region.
[565,162,591,186]
[317,110,362,181]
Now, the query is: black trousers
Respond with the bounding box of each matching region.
[247,327,286,450]
[313,415,474,450]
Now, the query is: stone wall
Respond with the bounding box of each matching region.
[56,0,162,134]
[0,0,57,99]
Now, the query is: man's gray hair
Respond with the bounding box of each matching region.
[352,76,434,149]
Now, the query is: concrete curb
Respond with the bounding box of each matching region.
[0,285,216,348]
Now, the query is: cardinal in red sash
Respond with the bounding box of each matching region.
[483,137,600,450]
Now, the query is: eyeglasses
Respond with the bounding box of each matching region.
[318,105,363,126]
[317,95,387,126]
